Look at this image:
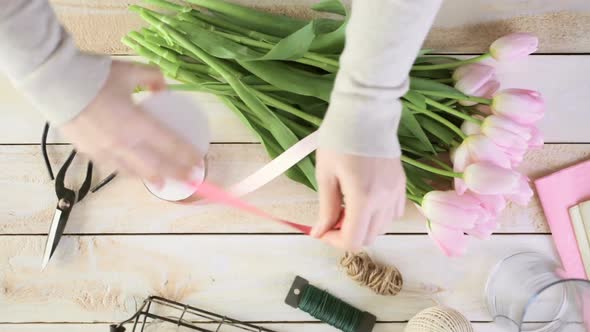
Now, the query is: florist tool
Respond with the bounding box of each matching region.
[405,306,473,332]
[285,276,376,332]
[40,123,116,270]
[485,252,590,331]
[110,295,277,332]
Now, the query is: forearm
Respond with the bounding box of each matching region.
[319,0,442,158]
[0,1,111,125]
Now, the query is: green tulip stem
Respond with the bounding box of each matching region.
[425,98,483,125]
[401,155,463,178]
[411,53,492,71]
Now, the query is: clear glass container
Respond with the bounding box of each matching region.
[485,252,590,331]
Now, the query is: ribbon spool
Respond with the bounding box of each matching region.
[139,92,209,201]
[405,306,473,332]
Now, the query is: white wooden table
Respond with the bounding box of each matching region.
[1,1,590,331]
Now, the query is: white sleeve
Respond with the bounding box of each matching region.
[319,0,442,158]
[0,1,112,125]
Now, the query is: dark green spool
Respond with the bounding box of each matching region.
[285,276,376,332]
[298,283,362,332]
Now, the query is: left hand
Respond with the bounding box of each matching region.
[311,149,407,251]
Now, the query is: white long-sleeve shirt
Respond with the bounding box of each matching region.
[0,0,441,158]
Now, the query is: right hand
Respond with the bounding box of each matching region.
[59,61,203,186]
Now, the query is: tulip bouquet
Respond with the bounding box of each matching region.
[125,0,544,256]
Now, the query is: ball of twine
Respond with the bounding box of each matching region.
[405,306,473,332]
[339,251,403,296]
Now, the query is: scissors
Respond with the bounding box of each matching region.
[40,123,117,270]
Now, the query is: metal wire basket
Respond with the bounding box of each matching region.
[110,296,278,332]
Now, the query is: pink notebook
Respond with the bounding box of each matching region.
[535,160,590,279]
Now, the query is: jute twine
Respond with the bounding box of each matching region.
[405,306,473,332]
[339,252,403,296]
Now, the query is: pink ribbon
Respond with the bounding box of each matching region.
[183,131,337,234]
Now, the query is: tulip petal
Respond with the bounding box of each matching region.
[455,65,495,95]
[453,63,494,81]
[466,192,507,218]
[466,135,512,168]
[467,219,498,240]
[461,121,482,136]
[529,126,544,149]
[481,116,532,153]
[422,191,486,229]
[464,163,520,195]
[452,143,470,195]
[492,89,545,125]
[490,33,539,61]
[507,176,534,206]
[428,222,469,257]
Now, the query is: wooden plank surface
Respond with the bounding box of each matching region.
[2,55,590,144]
[0,323,505,331]
[4,143,589,235]
[51,0,590,54]
[0,235,556,322]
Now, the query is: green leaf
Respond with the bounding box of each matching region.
[311,0,347,16]
[401,106,435,153]
[220,97,314,189]
[403,90,427,109]
[418,116,457,145]
[309,19,346,53]
[237,60,334,102]
[410,69,452,79]
[417,115,458,146]
[261,22,316,60]
[418,49,433,56]
[413,55,459,64]
[404,166,435,192]
[185,0,307,37]
[410,77,467,100]
[399,136,432,154]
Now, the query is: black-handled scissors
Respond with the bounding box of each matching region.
[40,123,117,270]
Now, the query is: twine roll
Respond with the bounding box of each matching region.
[340,252,403,296]
[405,306,473,332]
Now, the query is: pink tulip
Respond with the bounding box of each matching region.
[463,162,520,195]
[528,126,544,149]
[460,78,500,106]
[453,63,494,81]
[481,115,532,166]
[492,89,545,125]
[454,64,495,100]
[461,120,482,136]
[421,190,490,230]
[453,135,511,194]
[489,32,538,61]
[467,219,498,240]
[506,175,534,206]
[467,192,507,218]
[428,222,469,257]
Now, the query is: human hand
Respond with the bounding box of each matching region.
[59,61,203,186]
[311,149,407,251]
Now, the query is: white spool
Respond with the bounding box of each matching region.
[405,306,473,332]
[139,92,210,201]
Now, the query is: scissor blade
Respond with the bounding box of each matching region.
[41,209,63,270]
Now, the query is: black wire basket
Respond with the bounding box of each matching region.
[110,296,278,332]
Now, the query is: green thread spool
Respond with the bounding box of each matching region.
[285,276,376,332]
